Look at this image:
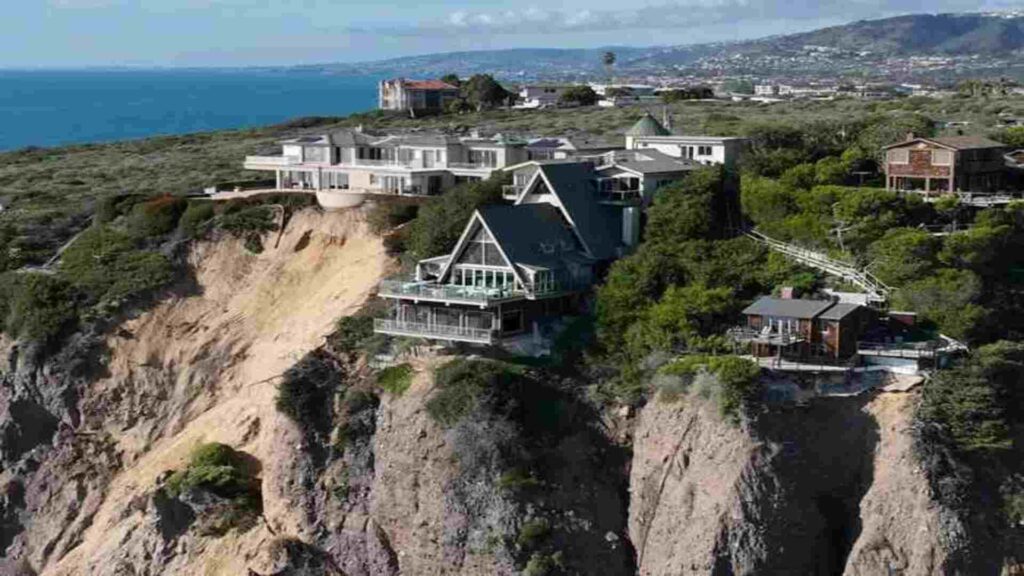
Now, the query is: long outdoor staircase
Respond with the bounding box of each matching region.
[745,229,891,304]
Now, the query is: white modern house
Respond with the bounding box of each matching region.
[624,112,746,169]
[243,128,529,207]
[514,85,574,109]
[378,78,460,114]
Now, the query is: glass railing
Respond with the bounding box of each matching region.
[373,319,495,343]
[377,278,577,303]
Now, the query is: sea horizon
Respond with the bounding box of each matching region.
[0,69,381,151]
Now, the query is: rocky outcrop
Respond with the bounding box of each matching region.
[629,389,983,576]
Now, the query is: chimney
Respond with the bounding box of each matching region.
[779,286,796,299]
[355,124,363,133]
[662,106,672,133]
[906,131,916,141]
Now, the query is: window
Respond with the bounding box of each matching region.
[888,149,909,164]
[468,149,498,167]
[697,145,713,156]
[932,149,952,166]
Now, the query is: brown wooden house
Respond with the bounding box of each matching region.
[883,134,1008,195]
[734,297,877,361]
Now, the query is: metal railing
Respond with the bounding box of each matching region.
[244,155,301,166]
[857,341,938,359]
[745,229,891,303]
[727,327,806,346]
[373,319,495,344]
[448,162,496,170]
[598,189,642,203]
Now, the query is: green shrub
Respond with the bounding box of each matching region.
[497,468,542,492]
[516,517,551,550]
[179,201,216,238]
[218,206,277,237]
[165,442,261,535]
[327,315,385,359]
[661,355,761,421]
[276,350,343,435]
[126,194,188,238]
[377,363,413,396]
[426,359,518,428]
[366,202,418,235]
[406,175,507,259]
[0,273,78,344]
[59,226,175,308]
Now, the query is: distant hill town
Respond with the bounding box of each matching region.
[309,12,1024,83]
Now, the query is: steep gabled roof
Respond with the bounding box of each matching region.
[478,204,587,271]
[625,112,671,137]
[531,163,624,260]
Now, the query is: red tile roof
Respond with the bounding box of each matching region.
[402,80,458,90]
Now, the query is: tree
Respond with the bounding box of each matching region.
[894,268,987,341]
[630,283,737,356]
[646,166,728,245]
[439,74,461,88]
[405,175,507,259]
[851,113,936,164]
[993,126,1024,149]
[867,227,940,287]
[558,85,599,107]
[917,341,1024,452]
[460,74,513,111]
[602,51,616,80]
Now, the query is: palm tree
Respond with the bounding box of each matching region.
[602,51,616,82]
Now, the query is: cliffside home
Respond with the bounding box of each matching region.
[731,296,878,361]
[243,128,528,197]
[378,78,460,114]
[883,134,1009,195]
[514,85,573,109]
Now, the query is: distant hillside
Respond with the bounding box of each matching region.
[317,12,1024,81]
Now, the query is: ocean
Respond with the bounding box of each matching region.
[0,69,380,151]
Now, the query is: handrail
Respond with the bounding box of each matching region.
[374,319,495,343]
[745,229,891,302]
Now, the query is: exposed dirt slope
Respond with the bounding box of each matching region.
[28,208,387,575]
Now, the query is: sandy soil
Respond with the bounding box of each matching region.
[45,208,388,576]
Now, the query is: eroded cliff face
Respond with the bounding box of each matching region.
[0,207,390,575]
[629,390,978,576]
[0,205,1008,576]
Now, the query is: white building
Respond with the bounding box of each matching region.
[754,84,780,96]
[623,112,745,169]
[378,78,460,113]
[243,128,528,201]
[515,85,573,109]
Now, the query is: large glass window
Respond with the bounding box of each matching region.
[469,149,498,167]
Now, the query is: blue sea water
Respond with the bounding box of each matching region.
[0,69,380,151]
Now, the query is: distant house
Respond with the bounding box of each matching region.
[514,85,573,109]
[754,84,780,96]
[243,127,527,198]
[624,112,746,169]
[732,296,877,360]
[378,78,460,114]
[883,133,1009,195]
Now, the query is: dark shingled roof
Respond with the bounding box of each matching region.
[742,297,835,319]
[535,162,623,260]
[476,204,588,271]
[929,136,1007,150]
[819,303,863,321]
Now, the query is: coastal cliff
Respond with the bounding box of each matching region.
[0,206,1013,576]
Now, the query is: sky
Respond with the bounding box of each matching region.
[1,0,1019,68]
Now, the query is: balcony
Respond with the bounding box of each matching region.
[373,318,495,344]
[727,326,806,346]
[448,162,496,171]
[377,278,579,305]
[378,279,523,305]
[244,155,301,168]
[598,189,642,204]
[502,184,525,200]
